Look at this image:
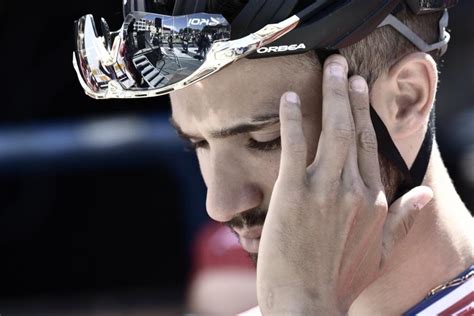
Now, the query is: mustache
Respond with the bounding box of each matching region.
[225,207,267,229]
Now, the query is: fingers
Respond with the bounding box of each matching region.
[278,92,307,184]
[348,76,382,189]
[311,55,354,180]
[382,186,433,261]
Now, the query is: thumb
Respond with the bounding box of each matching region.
[382,186,433,261]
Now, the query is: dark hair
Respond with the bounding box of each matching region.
[341,7,442,86]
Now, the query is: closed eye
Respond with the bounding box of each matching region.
[247,137,281,152]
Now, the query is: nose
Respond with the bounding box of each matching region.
[204,153,263,223]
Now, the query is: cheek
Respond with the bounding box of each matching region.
[251,150,281,197]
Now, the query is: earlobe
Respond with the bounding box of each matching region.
[377,52,438,140]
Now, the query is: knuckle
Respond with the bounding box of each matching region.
[352,98,369,112]
[312,191,330,210]
[313,178,342,202]
[323,176,341,191]
[329,86,348,101]
[313,177,339,201]
[332,125,355,142]
[359,129,378,153]
[344,184,366,208]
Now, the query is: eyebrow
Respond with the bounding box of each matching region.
[170,113,280,140]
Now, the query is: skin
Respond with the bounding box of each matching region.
[170,53,474,314]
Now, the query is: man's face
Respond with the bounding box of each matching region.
[170,54,322,259]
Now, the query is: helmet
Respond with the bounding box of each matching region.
[73,0,457,100]
[123,0,457,58]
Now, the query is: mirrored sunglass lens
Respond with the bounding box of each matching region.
[75,12,230,96]
[122,12,230,90]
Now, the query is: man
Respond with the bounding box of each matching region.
[73,0,474,314]
[170,51,473,316]
[167,33,174,49]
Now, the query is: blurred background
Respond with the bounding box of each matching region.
[0,0,472,315]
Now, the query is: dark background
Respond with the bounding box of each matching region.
[0,0,472,314]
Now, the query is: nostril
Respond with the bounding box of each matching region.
[205,183,263,223]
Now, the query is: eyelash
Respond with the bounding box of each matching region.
[185,137,281,152]
[184,140,208,152]
[247,137,281,152]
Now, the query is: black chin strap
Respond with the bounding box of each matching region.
[411,110,435,188]
[370,107,434,202]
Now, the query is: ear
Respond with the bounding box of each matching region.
[371,52,438,139]
[371,52,438,167]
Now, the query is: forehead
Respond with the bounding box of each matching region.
[170,53,321,133]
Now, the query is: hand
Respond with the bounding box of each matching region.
[256,55,433,315]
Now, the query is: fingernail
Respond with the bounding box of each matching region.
[417,186,434,210]
[286,92,299,104]
[328,63,344,77]
[351,78,367,92]
[414,193,433,210]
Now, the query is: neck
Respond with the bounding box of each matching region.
[350,144,474,315]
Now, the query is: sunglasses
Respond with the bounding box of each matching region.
[73,11,299,99]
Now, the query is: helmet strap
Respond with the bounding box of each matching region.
[370,106,434,203]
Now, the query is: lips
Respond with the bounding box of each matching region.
[233,225,263,254]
